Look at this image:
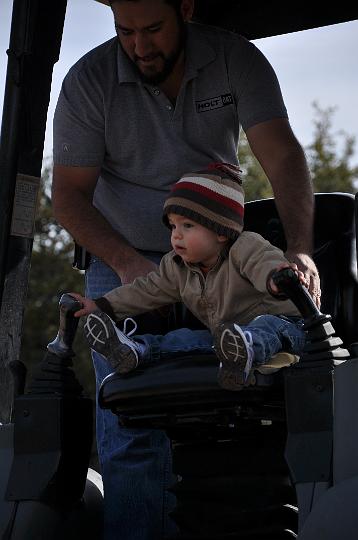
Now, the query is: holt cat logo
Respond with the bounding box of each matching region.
[196,93,233,113]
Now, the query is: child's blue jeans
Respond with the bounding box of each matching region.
[134,314,305,365]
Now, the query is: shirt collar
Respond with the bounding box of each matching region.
[116,42,141,84]
[184,22,216,80]
[115,22,217,86]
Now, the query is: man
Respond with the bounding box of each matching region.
[52,1,320,538]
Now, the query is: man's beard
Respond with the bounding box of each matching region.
[121,20,186,86]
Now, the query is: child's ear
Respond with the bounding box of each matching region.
[217,234,229,244]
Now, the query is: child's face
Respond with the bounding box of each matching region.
[168,213,228,268]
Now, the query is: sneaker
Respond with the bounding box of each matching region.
[84,311,141,374]
[213,322,254,391]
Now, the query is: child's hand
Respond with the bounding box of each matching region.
[269,262,308,295]
[69,292,98,317]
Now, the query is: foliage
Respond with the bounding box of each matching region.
[238,103,358,200]
[306,102,358,193]
[238,135,274,202]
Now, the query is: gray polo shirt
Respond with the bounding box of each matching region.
[53,22,287,252]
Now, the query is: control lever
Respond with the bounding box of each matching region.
[272,268,349,363]
[47,293,83,358]
[271,267,321,320]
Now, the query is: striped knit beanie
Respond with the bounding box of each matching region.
[163,162,244,240]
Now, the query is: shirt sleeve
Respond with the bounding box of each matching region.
[102,254,182,321]
[232,232,289,292]
[228,38,288,132]
[53,63,105,167]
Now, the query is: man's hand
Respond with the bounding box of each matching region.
[285,251,321,308]
[116,253,159,285]
[269,262,308,295]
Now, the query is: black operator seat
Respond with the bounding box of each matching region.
[244,192,358,346]
[98,193,358,425]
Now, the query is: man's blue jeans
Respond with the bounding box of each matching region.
[135,314,305,364]
[86,254,178,540]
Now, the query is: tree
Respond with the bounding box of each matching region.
[306,102,358,193]
[238,134,273,202]
[237,104,358,199]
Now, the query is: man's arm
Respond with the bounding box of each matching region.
[51,164,158,283]
[245,118,321,304]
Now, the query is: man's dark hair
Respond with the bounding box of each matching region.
[109,0,183,13]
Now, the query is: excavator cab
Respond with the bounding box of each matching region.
[0,2,357,538]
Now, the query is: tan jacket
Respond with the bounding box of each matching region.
[102,232,300,332]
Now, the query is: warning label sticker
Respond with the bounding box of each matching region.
[10,174,40,238]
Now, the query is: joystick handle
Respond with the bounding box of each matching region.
[47,293,83,358]
[271,268,321,320]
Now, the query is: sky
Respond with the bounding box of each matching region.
[1,1,357,166]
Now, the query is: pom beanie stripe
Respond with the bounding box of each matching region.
[176,176,244,205]
[169,185,243,223]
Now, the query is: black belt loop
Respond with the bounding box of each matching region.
[72,242,91,271]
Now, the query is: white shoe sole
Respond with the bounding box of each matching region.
[214,323,250,391]
[84,311,138,374]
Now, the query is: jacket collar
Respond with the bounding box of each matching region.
[171,242,231,270]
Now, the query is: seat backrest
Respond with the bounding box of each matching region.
[244,193,358,346]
